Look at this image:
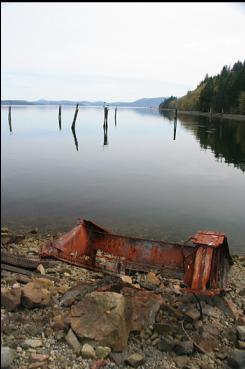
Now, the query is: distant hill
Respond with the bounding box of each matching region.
[159,60,245,115]
[1,97,166,108]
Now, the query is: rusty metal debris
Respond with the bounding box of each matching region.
[40,219,233,296]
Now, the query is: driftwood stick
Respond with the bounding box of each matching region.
[181,319,206,354]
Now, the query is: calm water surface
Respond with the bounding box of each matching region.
[1,106,245,253]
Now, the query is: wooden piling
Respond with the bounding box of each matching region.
[71,104,79,129]
[8,106,12,133]
[104,106,109,126]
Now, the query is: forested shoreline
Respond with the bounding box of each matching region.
[160,61,245,115]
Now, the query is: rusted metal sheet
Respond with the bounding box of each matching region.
[40,219,232,296]
[191,231,226,248]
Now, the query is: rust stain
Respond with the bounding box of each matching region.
[40,221,232,296]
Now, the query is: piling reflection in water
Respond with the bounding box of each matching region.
[8,106,12,133]
[115,106,117,127]
[173,116,177,141]
[71,126,79,151]
[103,119,109,147]
[103,105,109,147]
[58,105,62,131]
[71,104,79,151]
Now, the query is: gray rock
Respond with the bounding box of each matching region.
[227,350,245,369]
[237,326,245,341]
[237,340,245,350]
[202,305,222,319]
[157,337,175,352]
[174,341,193,355]
[65,329,81,354]
[125,353,145,367]
[1,347,15,369]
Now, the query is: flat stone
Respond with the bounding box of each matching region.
[237,326,245,341]
[125,353,145,367]
[81,344,96,359]
[174,341,193,355]
[95,346,111,359]
[185,308,200,321]
[227,350,245,369]
[1,347,15,369]
[30,354,49,362]
[120,275,133,284]
[1,287,22,311]
[65,329,81,354]
[173,356,190,368]
[23,339,43,348]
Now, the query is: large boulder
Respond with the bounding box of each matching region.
[21,278,53,308]
[1,287,21,311]
[71,291,130,351]
[121,287,164,331]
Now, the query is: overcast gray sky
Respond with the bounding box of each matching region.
[2,2,245,101]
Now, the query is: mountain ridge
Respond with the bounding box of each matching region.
[1,97,165,107]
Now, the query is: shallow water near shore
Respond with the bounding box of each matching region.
[1,106,245,253]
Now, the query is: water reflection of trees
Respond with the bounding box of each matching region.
[177,113,245,172]
[159,109,176,122]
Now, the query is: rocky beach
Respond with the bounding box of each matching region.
[1,228,245,369]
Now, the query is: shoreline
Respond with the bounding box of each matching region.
[160,108,245,121]
[1,229,245,369]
